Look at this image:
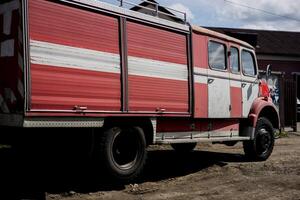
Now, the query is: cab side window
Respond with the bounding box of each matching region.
[208,41,226,70]
[241,50,256,76]
[230,47,239,73]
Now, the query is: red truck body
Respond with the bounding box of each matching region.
[0,0,280,180]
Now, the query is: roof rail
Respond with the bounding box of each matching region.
[117,0,187,23]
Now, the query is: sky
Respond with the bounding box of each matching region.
[101,0,300,32]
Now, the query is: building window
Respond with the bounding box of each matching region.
[230,47,239,73]
[242,50,256,76]
[208,41,226,70]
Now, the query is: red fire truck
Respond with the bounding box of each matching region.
[0,0,279,181]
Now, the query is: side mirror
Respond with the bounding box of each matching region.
[266,64,272,79]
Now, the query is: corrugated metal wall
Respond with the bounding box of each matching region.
[127,21,189,113]
[28,0,190,114]
[29,0,121,111]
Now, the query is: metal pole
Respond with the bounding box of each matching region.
[155,3,159,16]
[120,0,123,7]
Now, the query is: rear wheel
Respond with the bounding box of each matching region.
[243,117,274,161]
[96,126,147,181]
[171,143,197,153]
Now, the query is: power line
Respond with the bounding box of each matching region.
[224,0,300,22]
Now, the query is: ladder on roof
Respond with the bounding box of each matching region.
[117,0,187,23]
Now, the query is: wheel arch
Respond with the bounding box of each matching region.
[249,97,280,130]
[258,106,279,129]
[103,117,154,146]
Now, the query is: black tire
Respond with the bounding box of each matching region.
[171,143,197,153]
[243,117,275,161]
[96,126,147,181]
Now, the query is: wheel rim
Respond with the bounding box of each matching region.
[111,128,141,171]
[256,127,272,155]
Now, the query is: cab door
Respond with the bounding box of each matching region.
[241,49,259,118]
[207,40,230,118]
[229,46,242,118]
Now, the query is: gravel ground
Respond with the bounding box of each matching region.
[1,133,299,200]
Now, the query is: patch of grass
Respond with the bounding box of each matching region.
[274,131,288,139]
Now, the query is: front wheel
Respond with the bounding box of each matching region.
[95,126,147,181]
[243,117,275,161]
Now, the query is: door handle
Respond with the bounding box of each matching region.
[156,108,166,113]
[241,83,247,88]
[73,105,88,111]
[208,78,214,84]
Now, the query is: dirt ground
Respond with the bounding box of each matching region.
[1,133,300,200]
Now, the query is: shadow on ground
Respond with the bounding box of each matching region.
[0,146,247,200]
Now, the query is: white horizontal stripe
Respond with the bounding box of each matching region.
[194,74,207,84]
[194,67,207,75]
[230,80,241,88]
[208,69,229,78]
[229,73,241,80]
[128,56,188,81]
[30,40,188,81]
[30,40,120,74]
[242,75,257,82]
